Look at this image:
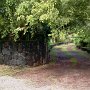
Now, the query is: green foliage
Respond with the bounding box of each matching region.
[0,0,90,47]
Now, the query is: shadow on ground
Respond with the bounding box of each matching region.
[0,43,90,90]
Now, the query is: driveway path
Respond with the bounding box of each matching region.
[0,43,90,90]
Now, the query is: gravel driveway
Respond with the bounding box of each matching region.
[0,76,33,90]
[0,44,90,90]
[0,76,69,90]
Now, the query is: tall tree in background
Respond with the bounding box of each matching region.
[0,0,90,50]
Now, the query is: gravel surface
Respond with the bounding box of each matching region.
[0,44,90,90]
[0,76,69,90]
[0,76,33,90]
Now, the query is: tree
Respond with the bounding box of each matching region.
[0,0,90,65]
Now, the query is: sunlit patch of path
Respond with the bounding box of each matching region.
[67,44,90,60]
[0,43,90,90]
[0,76,33,90]
[0,76,74,90]
[11,43,90,90]
[50,43,90,65]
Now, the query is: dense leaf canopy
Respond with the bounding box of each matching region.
[0,0,90,47]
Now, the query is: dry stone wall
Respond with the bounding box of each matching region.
[0,41,49,66]
[0,46,26,66]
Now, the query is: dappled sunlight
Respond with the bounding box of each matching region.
[13,62,90,90]
[0,0,90,89]
[50,43,90,61]
[0,44,90,90]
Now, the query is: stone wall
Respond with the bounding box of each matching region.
[0,47,26,66]
[0,41,26,66]
[0,41,49,66]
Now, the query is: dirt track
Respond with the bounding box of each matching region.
[0,43,90,90]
